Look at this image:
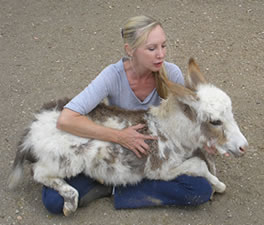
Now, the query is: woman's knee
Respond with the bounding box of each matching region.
[177,175,213,205]
[42,186,64,214]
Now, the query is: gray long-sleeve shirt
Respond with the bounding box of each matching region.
[65,58,184,114]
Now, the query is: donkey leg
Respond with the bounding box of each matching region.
[167,157,226,193]
[35,176,79,216]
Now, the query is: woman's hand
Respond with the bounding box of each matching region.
[117,124,157,158]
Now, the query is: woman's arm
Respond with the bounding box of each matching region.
[57,108,157,158]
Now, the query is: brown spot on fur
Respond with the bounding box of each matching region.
[112,144,147,175]
[118,117,125,124]
[88,103,148,127]
[59,155,71,169]
[201,122,227,145]
[178,102,197,122]
[163,146,171,159]
[103,145,117,164]
[106,165,115,174]
[14,128,38,168]
[92,161,100,169]
[148,141,170,171]
[103,157,115,165]
[157,130,168,142]
[40,97,71,112]
[93,143,147,177]
[71,141,93,155]
[25,149,38,163]
[192,148,207,164]
[125,154,147,175]
[70,145,77,149]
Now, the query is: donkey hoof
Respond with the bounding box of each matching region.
[63,201,78,216]
[63,207,73,217]
[215,182,226,193]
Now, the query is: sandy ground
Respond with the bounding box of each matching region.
[1,0,264,224]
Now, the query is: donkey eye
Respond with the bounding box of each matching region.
[210,120,222,126]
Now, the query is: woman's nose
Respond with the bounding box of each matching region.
[156,47,165,59]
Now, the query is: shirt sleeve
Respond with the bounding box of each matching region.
[164,62,185,86]
[64,64,117,115]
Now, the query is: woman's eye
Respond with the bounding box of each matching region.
[210,120,222,126]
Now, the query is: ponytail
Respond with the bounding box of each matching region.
[153,64,168,99]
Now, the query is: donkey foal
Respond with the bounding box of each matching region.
[8,58,248,216]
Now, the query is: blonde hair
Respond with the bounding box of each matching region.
[121,15,169,99]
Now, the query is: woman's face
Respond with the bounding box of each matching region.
[133,25,167,73]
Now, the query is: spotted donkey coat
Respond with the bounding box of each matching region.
[8,58,248,216]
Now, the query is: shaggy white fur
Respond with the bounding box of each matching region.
[8,58,248,216]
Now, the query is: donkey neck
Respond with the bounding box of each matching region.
[149,96,203,151]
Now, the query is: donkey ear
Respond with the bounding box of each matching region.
[165,79,198,102]
[185,58,207,91]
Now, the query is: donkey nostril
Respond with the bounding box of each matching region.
[239,147,246,153]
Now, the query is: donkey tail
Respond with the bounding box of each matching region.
[8,130,36,190]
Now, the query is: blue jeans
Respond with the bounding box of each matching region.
[42,174,212,214]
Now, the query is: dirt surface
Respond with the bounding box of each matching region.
[1,0,263,224]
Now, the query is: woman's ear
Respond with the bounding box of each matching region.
[124,43,133,57]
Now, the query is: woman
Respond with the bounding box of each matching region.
[42,15,212,214]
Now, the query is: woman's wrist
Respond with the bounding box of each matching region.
[109,128,122,145]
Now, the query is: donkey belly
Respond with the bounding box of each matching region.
[84,161,144,186]
[82,141,146,186]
